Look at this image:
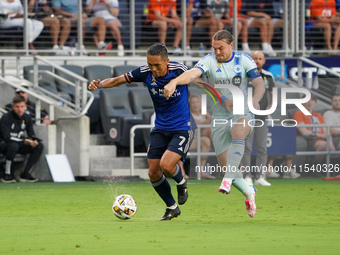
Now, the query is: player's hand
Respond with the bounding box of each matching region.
[164,81,177,100]
[25,139,38,148]
[223,100,233,114]
[252,100,260,111]
[88,79,101,90]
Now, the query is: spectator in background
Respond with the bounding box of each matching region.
[242,51,273,187]
[28,0,71,55]
[0,0,44,53]
[4,84,52,125]
[193,0,222,42]
[145,0,183,55]
[52,0,112,55]
[294,93,335,165]
[85,0,124,57]
[231,0,276,56]
[189,94,215,179]
[323,94,340,149]
[0,95,44,183]
[308,0,340,52]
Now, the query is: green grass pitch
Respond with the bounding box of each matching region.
[0,179,339,255]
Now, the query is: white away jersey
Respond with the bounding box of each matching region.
[194,51,260,118]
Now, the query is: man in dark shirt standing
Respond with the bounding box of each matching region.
[242,50,274,186]
[0,95,44,183]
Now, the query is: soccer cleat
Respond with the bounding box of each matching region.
[19,173,38,183]
[218,179,231,194]
[1,174,16,183]
[159,206,181,221]
[245,186,257,217]
[254,177,271,186]
[177,179,188,205]
[245,176,254,186]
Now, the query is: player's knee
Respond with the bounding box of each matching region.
[148,169,162,181]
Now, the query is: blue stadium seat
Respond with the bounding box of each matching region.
[54,65,83,101]
[99,89,144,148]
[128,87,154,115]
[84,65,112,133]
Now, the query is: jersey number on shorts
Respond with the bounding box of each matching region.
[178,136,186,152]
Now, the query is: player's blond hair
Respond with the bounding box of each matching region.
[212,30,234,44]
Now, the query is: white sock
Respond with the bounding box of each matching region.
[244,187,254,200]
[5,160,11,175]
[242,43,250,51]
[167,204,178,209]
[98,41,105,48]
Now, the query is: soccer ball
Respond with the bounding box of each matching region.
[112,194,137,220]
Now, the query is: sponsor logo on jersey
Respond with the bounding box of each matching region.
[216,62,222,73]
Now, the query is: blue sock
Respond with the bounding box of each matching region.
[171,164,185,185]
[151,175,176,207]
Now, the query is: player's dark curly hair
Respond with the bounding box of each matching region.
[147,43,168,60]
[212,30,234,44]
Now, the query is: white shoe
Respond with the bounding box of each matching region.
[263,44,277,57]
[242,48,252,55]
[266,171,280,178]
[117,44,124,57]
[245,186,257,217]
[245,176,253,186]
[283,170,301,179]
[173,47,183,56]
[254,177,271,186]
[98,42,112,56]
[185,45,192,56]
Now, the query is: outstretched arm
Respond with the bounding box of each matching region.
[164,68,203,99]
[88,75,127,90]
[251,76,265,110]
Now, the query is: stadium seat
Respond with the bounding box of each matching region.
[84,65,112,133]
[128,88,154,115]
[54,65,83,101]
[142,109,155,150]
[99,89,144,148]
[23,65,71,101]
[113,65,144,87]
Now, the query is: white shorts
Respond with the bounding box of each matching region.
[211,112,254,156]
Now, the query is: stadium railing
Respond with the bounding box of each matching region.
[1,0,333,56]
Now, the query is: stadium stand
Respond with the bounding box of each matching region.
[54,64,83,101]
[99,88,144,148]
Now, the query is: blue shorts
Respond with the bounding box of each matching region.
[147,128,195,160]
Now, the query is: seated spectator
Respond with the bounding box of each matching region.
[323,94,340,150]
[85,0,124,56]
[28,0,71,55]
[0,0,44,53]
[189,95,215,179]
[52,0,112,55]
[145,0,183,55]
[233,0,277,56]
[0,95,44,183]
[294,93,335,165]
[4,84,52,125]
[241,0,289,51]
[193,0,223,46]
[308,0,340,52]
[176,0,194,55]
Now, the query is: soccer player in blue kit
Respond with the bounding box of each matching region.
[88,43,195,221]
[164,30,265,217]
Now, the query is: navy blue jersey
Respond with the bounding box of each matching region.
[124,61,195,131]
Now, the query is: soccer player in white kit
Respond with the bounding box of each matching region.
[164,30,265,217]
